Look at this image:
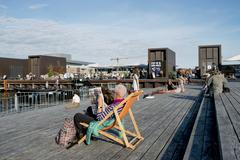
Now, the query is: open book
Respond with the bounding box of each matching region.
[89,87,105,114]
[89,87,102,104]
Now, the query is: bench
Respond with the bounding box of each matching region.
[214,88,240,160]
[183,94,219,160]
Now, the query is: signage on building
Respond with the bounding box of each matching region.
[151,61,161,77]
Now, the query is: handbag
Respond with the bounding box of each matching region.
[55,118,77,149]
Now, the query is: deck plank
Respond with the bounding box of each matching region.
[152,92,202,160]
[214,84,240,160]
[223,93,240,139]
[84,95,178,160]
[115,94,194,160]
[183,94,219,160]
[104,87,201,160]
[0,85,202,160]
[140,98,194,160]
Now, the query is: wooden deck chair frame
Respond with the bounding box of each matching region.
[78,90,144,150]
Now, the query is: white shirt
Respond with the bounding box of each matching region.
[72,94,80,104]
[132,74,139,91]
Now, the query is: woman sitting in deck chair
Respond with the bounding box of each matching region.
[73,84,127,140]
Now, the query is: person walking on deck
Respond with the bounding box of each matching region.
[178,76,185,93]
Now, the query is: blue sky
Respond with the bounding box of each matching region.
[0,0,240,67]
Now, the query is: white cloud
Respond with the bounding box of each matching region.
[29,4,48,10]
[0,16,238,68]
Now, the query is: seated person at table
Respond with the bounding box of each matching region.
[72,92,80,104]
[65,90,80,109]
[73,84,127,139]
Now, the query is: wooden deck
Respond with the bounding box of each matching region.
[214,82,240,160]
[0,85,202,160]
[183,92,219,160]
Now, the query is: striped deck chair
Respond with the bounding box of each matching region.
[78,90,144,150]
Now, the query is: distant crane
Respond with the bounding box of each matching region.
[110,57,129,66]
[110,57,129,72]
[110,55,146,70]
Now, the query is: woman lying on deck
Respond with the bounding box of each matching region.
[143,79,182,99]
[73,84,127,139]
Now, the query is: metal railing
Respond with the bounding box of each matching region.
[0,87,90,116]
[15,91,72,111]
[0,95,15,114]
[0,84,125,116]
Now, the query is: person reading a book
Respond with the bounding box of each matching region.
[86,87,108,118]
[73,84,127,139]
[87,87,114,118]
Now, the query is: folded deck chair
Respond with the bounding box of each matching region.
[78,90,144,150]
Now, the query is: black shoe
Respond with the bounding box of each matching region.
[91,136,97,141]
[143,94,149,99]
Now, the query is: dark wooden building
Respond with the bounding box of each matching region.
[0,55,66,79]
[198,45,222,76]
[148,48,176,78]
[0,57,28,79]
[28,55,66,77]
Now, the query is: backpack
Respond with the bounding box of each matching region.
[55,118,77,149]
